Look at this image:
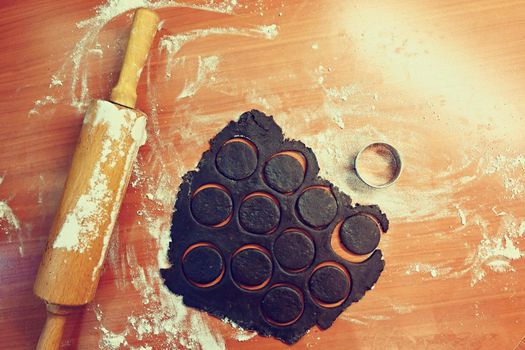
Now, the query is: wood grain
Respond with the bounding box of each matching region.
[1,0,524,349]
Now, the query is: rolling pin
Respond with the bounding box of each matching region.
[33,8,160,349]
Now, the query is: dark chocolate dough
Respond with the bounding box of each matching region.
[162,110,389,344]
[297,188,337,228]
[340,214,381,255]
[239,195,280,234]
[309,266,350,304]
[263,154,304,193]
[191,187,232,226]
[261,286,303,324]
[231,248,272,287]
[274,231,314,271]
[216,141,257,180]
[182,246,223,285]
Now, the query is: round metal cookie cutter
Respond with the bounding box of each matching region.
[354,142,402,188]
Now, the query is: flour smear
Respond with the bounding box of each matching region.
[0,201,21,233]
[0,176,20,234]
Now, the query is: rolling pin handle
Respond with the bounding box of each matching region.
[110,8,160,109]
[36,304,74,350]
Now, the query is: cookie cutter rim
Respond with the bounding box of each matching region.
[354,142,402,188]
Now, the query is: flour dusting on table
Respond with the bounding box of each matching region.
[0,176,21,235]
[19,0,525,346]
[0,201,21,233]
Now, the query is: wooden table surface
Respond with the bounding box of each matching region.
[1,0,525,349]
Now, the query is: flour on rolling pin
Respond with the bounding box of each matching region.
[52,99,147,280]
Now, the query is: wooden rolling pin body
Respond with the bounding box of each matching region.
[34,100,147,304]
[33,8,160,350]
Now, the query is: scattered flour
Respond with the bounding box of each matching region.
[405,263,452,279]
[482,154,525,199]
[222,318,257,342]
[322,84,361,128]
[0,177,27,257]
[391,304,416,314]
[0,201,21,232]
[95,307,129,349]
[106,225,129,291]
[233,330,257,342]
[158,24,278,81]
[464,216,524,286]
[0,176,21,234]
[340,312,390,325]
[454,204,467,225]
[188,313,225,349]
[405,214,524,286]
[50,75,64,87]
[245,90,282,110]
[89,43,104,57]
[178,55,220,99]
[361,314,391,321]
[340,316,368,326]
[313,65,379,129]
[28,96,58,116]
